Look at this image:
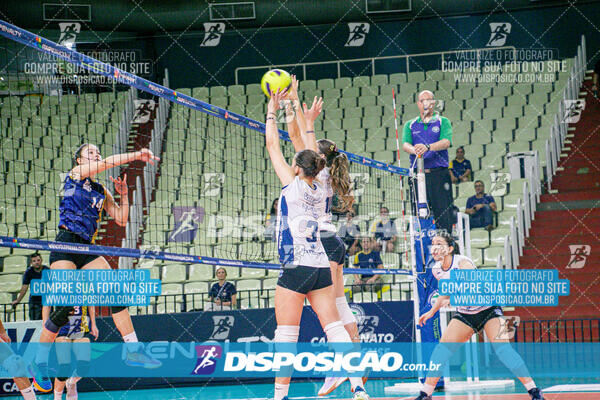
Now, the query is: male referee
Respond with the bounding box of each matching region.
[402,90,455,234]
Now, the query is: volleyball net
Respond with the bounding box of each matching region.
[0,20,415,315]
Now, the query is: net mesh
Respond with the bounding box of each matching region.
[0,30,409,316]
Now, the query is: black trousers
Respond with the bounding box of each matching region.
[410,168,455,234]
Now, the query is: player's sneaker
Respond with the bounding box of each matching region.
[413,391,432,400]
[318,376,348,396]
[528,388,544,400]
[29,363,52,392]
[65,378,78,400]
[352,386,369,400]
[124,350,162,369]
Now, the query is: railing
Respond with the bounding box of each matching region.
[545,35,586,191]
[234,46,517,85]
[515,318,600,342]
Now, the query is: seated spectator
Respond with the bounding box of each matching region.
[12,252,48,320]
[264,198,278,241]
[465,180,497,230]
[369,206,397,253]
[205,267,237,311]
[338,211,361,256]
[449,146,472,183]
[353,237,384,292]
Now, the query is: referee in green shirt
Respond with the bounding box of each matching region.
[402,90,455,233]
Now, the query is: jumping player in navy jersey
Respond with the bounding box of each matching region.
[283,76,364,396]
[266,90,369,400]
[413,232,544,400]
[33,144,161,391]
[43,305,97,400]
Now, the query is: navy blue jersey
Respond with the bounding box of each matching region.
[58,173,106,242]
[57,306,90,337]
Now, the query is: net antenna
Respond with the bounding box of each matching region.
[392,88,410,267]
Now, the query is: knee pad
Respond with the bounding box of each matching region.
[274,325,299,343]
[47,306,74,333]
[336,297,356,326]
[324,321,351,343]
[493,343,529,376]
[111,306,127,314]
[76,360,90,376]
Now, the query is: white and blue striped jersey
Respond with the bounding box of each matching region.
[316,167,336,233]
[276,176,330,268]
[431,254,490,314]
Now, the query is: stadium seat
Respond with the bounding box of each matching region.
[317,79,335,90]
[371,74,388,86]
[389,73,407,84]
[482,246,505,267]
[0,275,21,292]
[161,264,187,283]
[490,228,511,246]
[353,76,370,87]
[407,71,425,83]
[470,229,490,248]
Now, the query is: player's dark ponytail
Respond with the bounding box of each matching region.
[437,231,460,255]
[317,139,354,212]
[73,143,91,166]
[295,149,325,178]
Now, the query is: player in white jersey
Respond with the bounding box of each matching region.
[266,89,369,400]
[282,78,365,396]
[413,232,544,400]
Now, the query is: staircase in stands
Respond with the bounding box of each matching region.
[513,72,600,328]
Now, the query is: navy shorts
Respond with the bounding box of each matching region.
[320,231,346,265]
[277,265,333,295]
[452,306,503,333]
[49,229,100,269]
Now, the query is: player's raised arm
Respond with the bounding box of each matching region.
[265,90,295,186]
[302,96,323,152]
[285,75,307,152]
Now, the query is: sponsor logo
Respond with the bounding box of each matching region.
[431,126,440,133]
[489,172,511,197]
[224,111,240,121]
[35,36,42,49]
[224,351,405,372]
[132,100,156,124]
[209,316,235,340]
[562,100,585,124]
[487,23,511,47]
[0,23,22,38]
[57,22,81,49]
[495,316,520,340]
[248,121,261,129]
[202,173,225,197]
[350,173,370,197]
[346,23,370,47]
[566,245,591,269]
[201,22,225,47]
[177,97,195,107]
[168,207,205,243]
[146,83,165,95]
[192,345,222,375]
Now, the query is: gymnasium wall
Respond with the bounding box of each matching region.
[1,3,599,89]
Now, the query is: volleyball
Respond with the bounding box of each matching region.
[261,69,292,97]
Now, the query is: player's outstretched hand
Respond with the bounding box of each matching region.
[267,89,285,115]
[136,148,160,165]
[302,96,323,123]
[287,74,299,101]
[110,173,128,195]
